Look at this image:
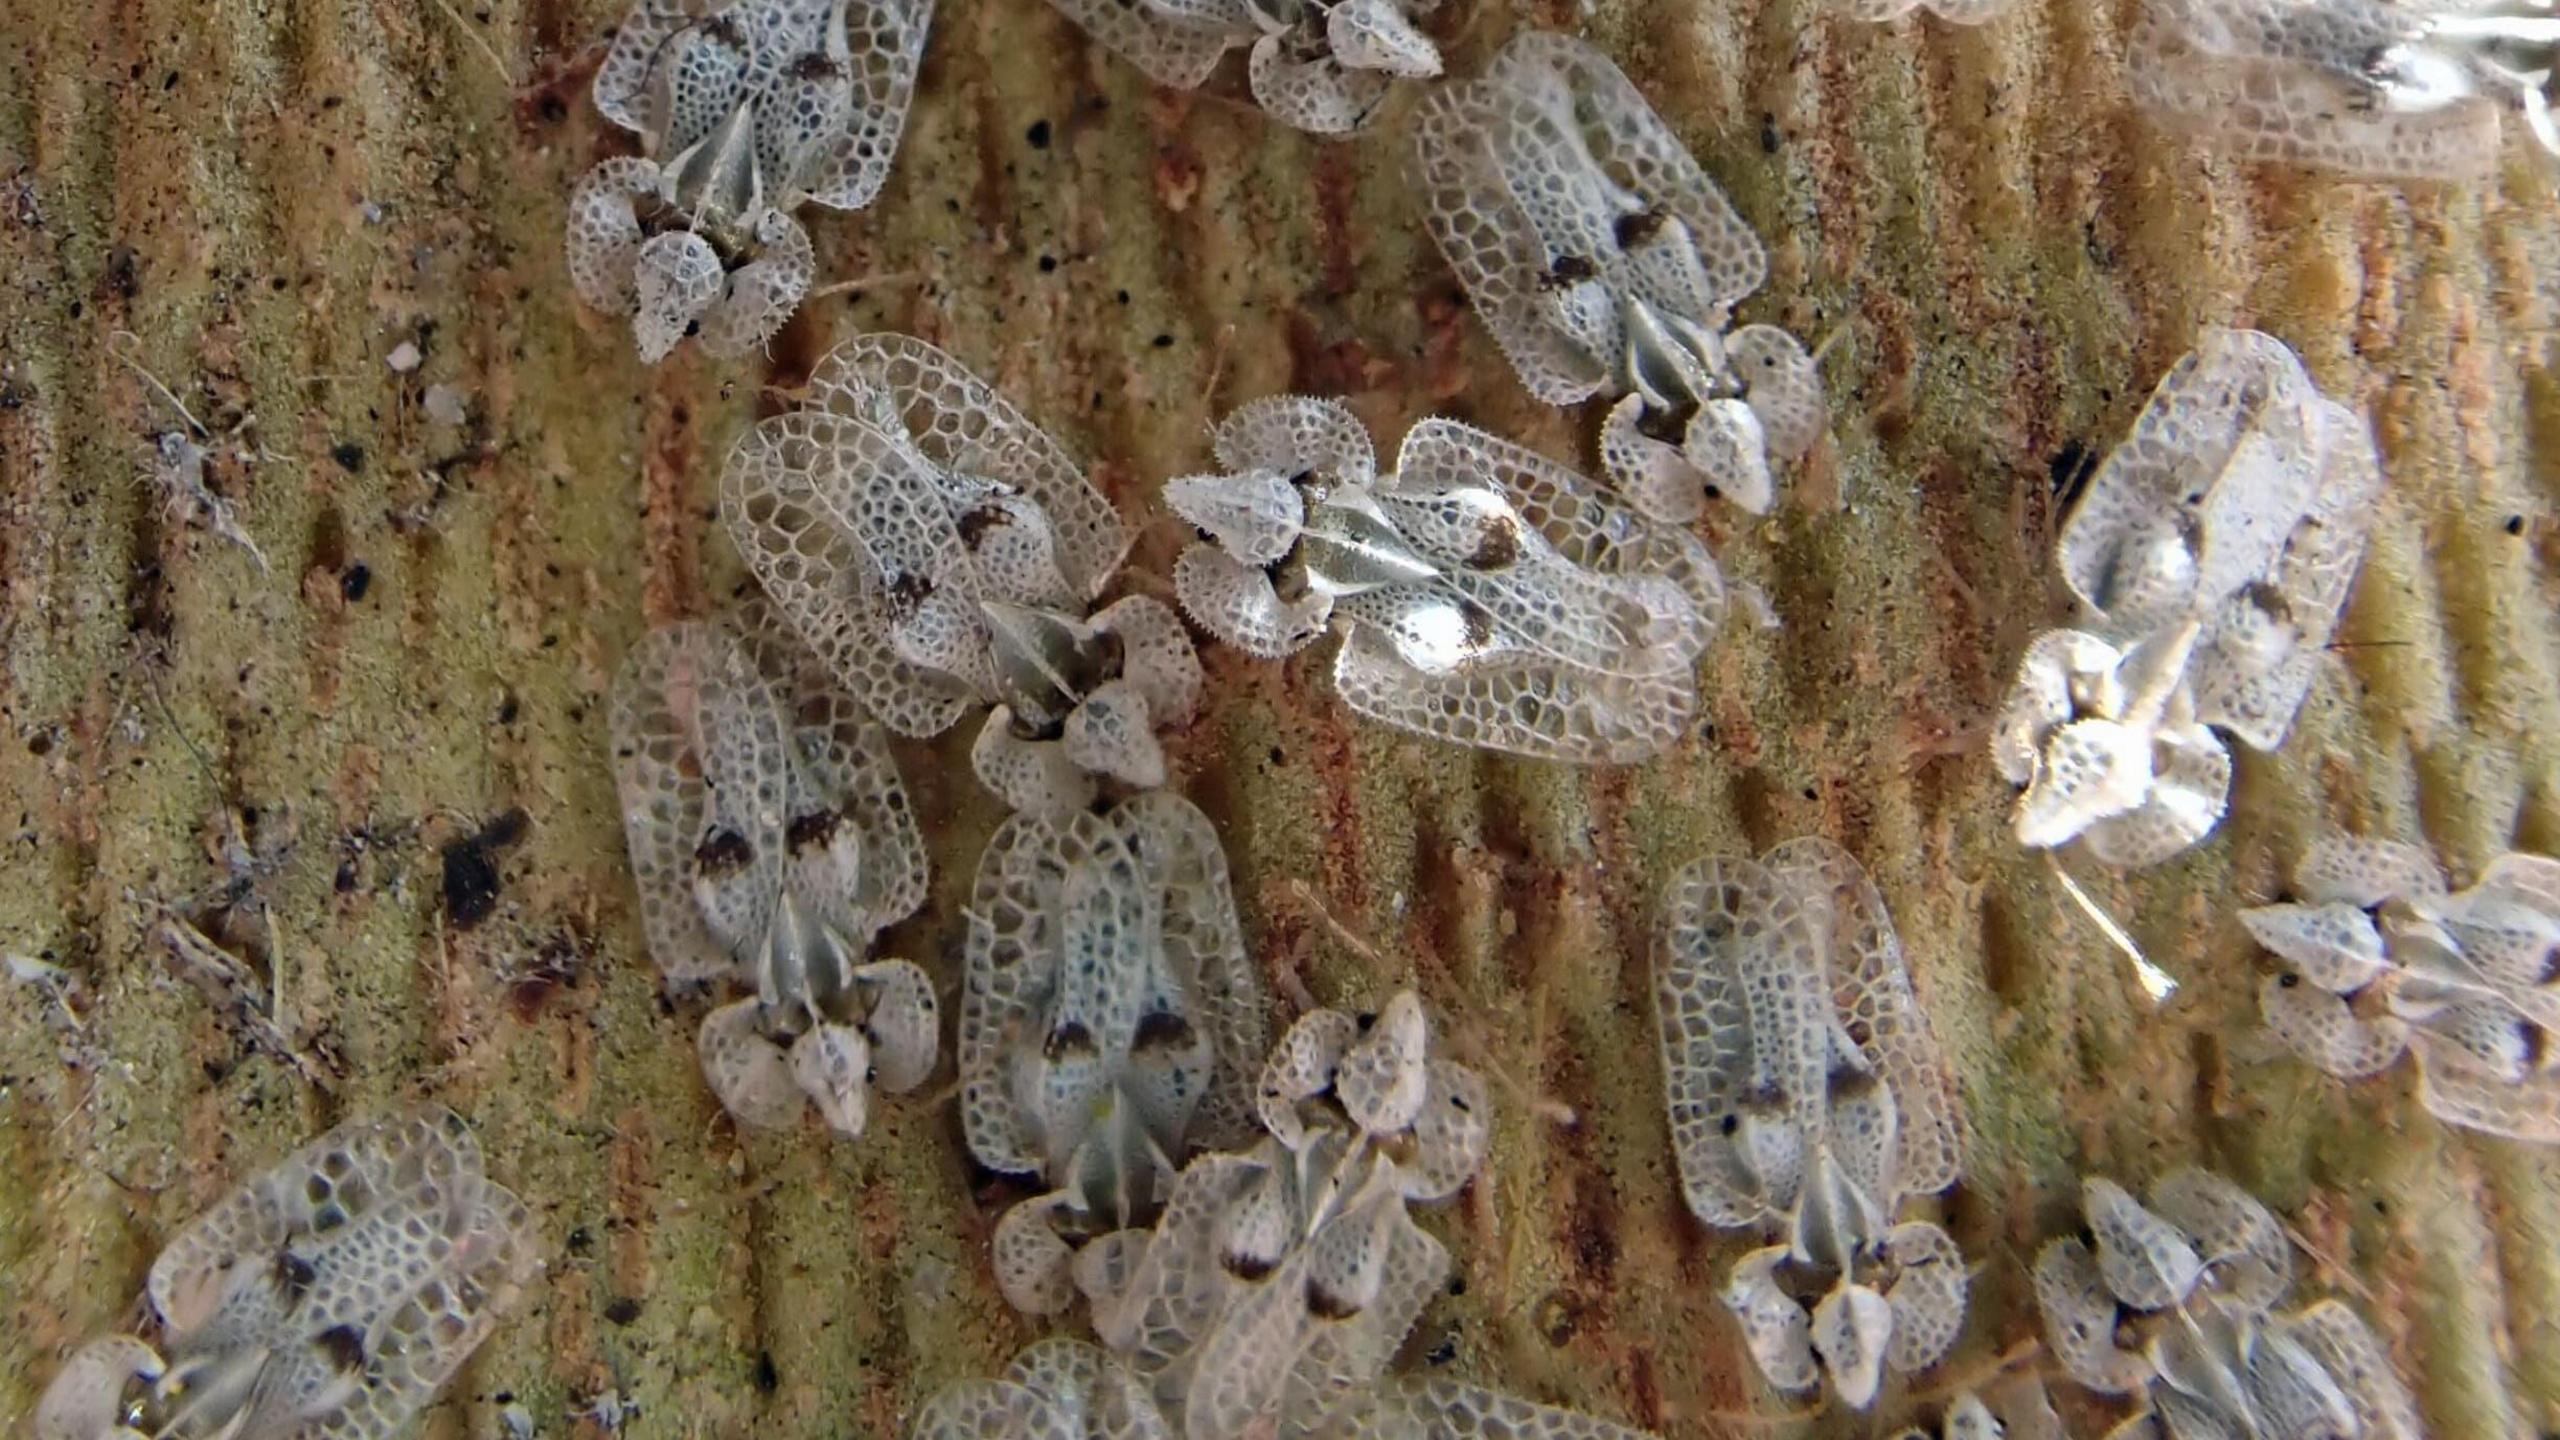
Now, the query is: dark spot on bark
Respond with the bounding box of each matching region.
[2048,439,2095,503]
[340,562,371,602]
[441,809,529,930]
[332,442,365,473]
[603,1297,643,1326]
[1026,118,1052,149]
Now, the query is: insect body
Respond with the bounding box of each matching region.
[609,610,938,1136]
[725,334,1198,816]
[1995,329,2383,868]
[1169,395,1723,763]
[1654,839,1968,1409]
[567,0,933,359]
[37,1107,538,1440]
[962,792,1272,1318]
[2033,1171,2418,1439]
[1410,34,1824,519]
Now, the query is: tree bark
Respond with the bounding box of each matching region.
[2,0,2557,1436]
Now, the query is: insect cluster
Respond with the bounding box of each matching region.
[2033,1172,2418,1439]
[928,991,1497,1440]
[2129,0,2560,178]
[32,0,2559,1429]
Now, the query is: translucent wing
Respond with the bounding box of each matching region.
[2190,394,2382,750]
[2411,1033,2560,1142]
[2083,1177,2205,1313]
[2146,1168,2291,1313]
[739,598,932,935]
[1330,621,1695,764]
[301,1177,538,1440]
[35,1337,163,1440]
[1285,1202,1449,1411]
[1881,1220,1968,1375]
[1211,394,1376,488]
[2030,1237,2147,1394]
[1311,1376,1657,1440]
[769,408,1012,699]
[1393,419,1719,668]
[2127,0,2506,181]
[593,0,697,136]
[2283,1299,2420,1440]
[1119,792,1270,1150]
[855,958,940,1093]
[1729,325,1827,463]
[2057,331,2306,621]
[1407,68,1616,404]
[2076,718,2231,870]
[800,0,935,210]
[723,406,976,737]
[910,1379,1082,1440]
[1763,837,1963,1196]
[1721,1246,1820,1392]
[1502,33,1768,312]
[2239,901,2389,992]
[1393,1057,1491,1202]
[811,334,1132,598]
[699,997,810,1128]
[2295,832,2446,907]
[1409,411,1728,630]
[1038,0,1237,90]
[1656,854,1827,1227]
[2421,851,2560,999]
[611,621,760,985]
[2259,973,2411,1079]
[1173,544,1333,658]
[148,1107,483,1342]
[1180,1250,1315,1440]
[1248,36,1394,135]
[1104,1150,1264,1369]
[962,811,1069,1175]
